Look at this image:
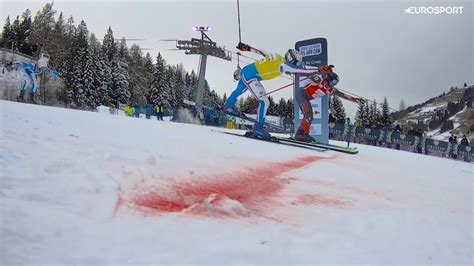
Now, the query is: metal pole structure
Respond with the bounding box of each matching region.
[175,26,232,112]
[41,70,45,103]
[195,52,208,108]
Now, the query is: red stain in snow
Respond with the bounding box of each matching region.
[117,156,342,220]
[292,194,347,208]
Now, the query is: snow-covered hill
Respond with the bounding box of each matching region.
[394,86,473,142]
[1,100,472,265]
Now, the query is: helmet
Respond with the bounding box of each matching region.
[326,72,339,87]
[233,66,241,81]
[285,49,302,65]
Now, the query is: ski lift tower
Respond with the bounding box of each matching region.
[176,26,232,109]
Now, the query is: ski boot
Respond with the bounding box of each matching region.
[17,91,26,102]
[223,103,241,117]
[250,123,272,140]
[29,93,38,104]
[295,129,315,143]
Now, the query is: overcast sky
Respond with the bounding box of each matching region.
[1,0,472,117]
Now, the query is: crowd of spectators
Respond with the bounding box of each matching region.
[338,119,472,162]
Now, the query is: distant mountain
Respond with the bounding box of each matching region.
[392,85,473,142]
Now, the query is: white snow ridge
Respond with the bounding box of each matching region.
[1,100,472,265]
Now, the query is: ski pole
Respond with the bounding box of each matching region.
[263,82,294,96]
[263,76,313,96]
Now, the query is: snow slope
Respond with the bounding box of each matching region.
[1,100,472,265]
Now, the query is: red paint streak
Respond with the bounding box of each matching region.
[122,156,327,218]
[113,185,125,216]
[293,194,347,208]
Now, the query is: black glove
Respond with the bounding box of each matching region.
[236,42,251,52]
[308,73,322,84]
[327,72,339,86]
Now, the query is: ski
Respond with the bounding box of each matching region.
[217,131,328,152]
[183,99,287,133]
[226,113,287,133]
[273,137,359,155]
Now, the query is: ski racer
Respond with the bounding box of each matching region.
[11,61,60,104]
[223,42,330,140]
[296,64,368,142]
[295,65,339,142]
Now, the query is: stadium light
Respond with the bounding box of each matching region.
[192,26,212,32]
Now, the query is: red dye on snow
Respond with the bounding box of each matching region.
[126,156,325,217]
[293,194,348,208]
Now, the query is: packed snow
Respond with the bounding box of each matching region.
[0,100,472,265]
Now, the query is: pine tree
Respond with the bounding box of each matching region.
[17,9,34,54]
[49,12,67,70]
[117,37,130,62]
[128,44,148,105]
[381,97,391,127]
[186,70,198,100]
[237,97,244,110]
[399,98,406,111]
[10,16,20,51]
[285,99,294,117]
[86,33,108,107]
[354,100,365,126]
[101,30,130,106]
[111,60,131,106]
[102,26,116,62]
[241,95,259,114]
[276,97,286,117]
[143,52,155,100]
[369,100,380,128]
[208,90,221,108]
[54,12,65,34]
[222,93,227,106]
[172,64,185,107]
[363,101,370,126]
[202,79,212,107]
[65,16,75,37]
[267,96,276,115]
[149,53,171,107]
[166,66,178,107]
[0,17,13,49]
[99,54,113,106]
[30,2,56,52]
[65,20,90,108]
[332,96,346,122]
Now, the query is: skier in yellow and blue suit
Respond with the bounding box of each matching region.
[223,42,327,140]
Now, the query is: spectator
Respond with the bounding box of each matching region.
[448,134,455,158]
[155,104,164,121]
[415,129,423,154]
[393,125,402,150]
[394,124,402,133]
[422,132,428,155]
[145,104,152,119]
[460,134,469,146]
[452,136,458,159]
[124,105,135,117]
[385,127,392,149]
[133,103,141,118]
[343,118,352,148]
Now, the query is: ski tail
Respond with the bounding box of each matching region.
[217,131,328,152]
[183,99,287,133]
[275,137,359,155]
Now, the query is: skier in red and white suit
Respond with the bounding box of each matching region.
[295,65,339,142]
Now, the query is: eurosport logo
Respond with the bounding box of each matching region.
[404,6,464,15]
[299,43,322,57]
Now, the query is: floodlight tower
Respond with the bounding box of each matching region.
[176,26,232,109]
